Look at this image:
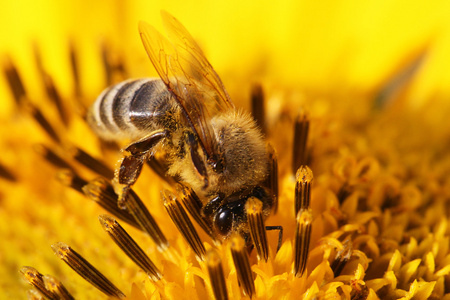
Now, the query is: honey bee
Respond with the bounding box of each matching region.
[88,11,274,242]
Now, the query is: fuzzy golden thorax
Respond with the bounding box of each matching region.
[172,110,268,200]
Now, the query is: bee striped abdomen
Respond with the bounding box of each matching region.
[88,78,173,141]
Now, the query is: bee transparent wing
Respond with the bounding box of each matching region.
[160,10,234,111]
[138,12,234,162]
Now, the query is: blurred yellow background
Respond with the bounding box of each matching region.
[1,0,450,117]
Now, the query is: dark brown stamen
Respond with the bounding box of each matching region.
[147,155,177,185]
[100,41,128,85]
[101,41,114,86]
[162,190,205,260]
[206,249,229,300]
[331,241,352,277]
[82,178,140,229]
[66,144,114,179]
[51,242,125,299]
[0,162,16,182]
[292,111,310,174]
[56,169,88,194]
[293,209,313,277]
[43,274,75,300]
[265,143,278,213]
[34,144,72,170]
[230,235,255,298]
[337,183,352,204]
[114,54,128,81]
[120,188,169,251]
[69,40,82,99]
[3,57,27,107]
[99,140,121,153]
[251,83,266,135]
[374,50,426,109]
[179,184,214,238]
[32,42,45,82]
[32,44,69,125]
[246,197,269,262]
[24,100,61,143]
[43,74,70,126]
[350,282,370,300]
[20,267,56,300]
[295,165,313,215]
[99,215,162,281]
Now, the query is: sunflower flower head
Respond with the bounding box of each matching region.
[1,1,450,299]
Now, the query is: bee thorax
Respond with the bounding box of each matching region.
[167,111,268,200]
[209,111,268,195]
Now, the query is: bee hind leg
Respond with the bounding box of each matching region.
[116,129,167,207]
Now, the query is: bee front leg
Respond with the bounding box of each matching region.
[116,129,167,207]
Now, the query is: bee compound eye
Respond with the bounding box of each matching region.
[213,199,247,237]
[214,208,233,236]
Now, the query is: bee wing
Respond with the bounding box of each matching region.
[160,10,234,111]
[139,11,234,162]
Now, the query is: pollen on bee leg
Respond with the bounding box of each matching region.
[251,83,266,135]
[294,208,313,277]
[65,144,114,179]
[246,197,269,262]
[82,177,141,229]
[51,242,125,299]
[206,249,229,300]
[43,274,75,300]
[230,235,255,298]
[179,184,214,239]
[292,111,310,174]
[121,188,169,252]
[20,266,57,300]
[99,215,162,282]
[56,169,88,194]
[295,165,313,215]
[162,190,206,260]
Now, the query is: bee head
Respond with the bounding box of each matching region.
[203,186,273,241]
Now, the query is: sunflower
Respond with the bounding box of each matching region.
[1,0,450,299]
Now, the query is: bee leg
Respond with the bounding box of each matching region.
[265,225,283,252]
[116,130,167,204]
[117,154,147,205]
